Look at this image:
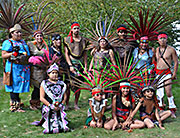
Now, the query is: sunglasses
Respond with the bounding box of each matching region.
[118,30,127,33]
[14,31,22,34]
[94,93,103,97]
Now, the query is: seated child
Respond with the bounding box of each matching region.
[85,87,107,128]
[104,81,145,130]
[126,86,172,129]
[32,63,69,133]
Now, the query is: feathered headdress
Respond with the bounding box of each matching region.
[137,69,177,96]
[103,53,146,91]
[86,11,120,50]
[124,7,171,41]
[0,0,34,33]
[23,1,60,37]
[71,63,115,95]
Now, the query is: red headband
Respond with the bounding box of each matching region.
[71,23,80,29]
[117,27,127,32]
[68,23,80,43]
[120,82,131,89]
[120,85,130,89]
[92,89,101,96]
[158,34,168,40]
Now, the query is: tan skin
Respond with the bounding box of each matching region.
[139,41,155,57]
[126,89,172,130]
[40,70,67,111]
[52,39,61,50]
[155,37,178,97]
[89,93,107,128]
[89,39,116,71]
[2,30,22,59]
[104,87,144,130]
[117,30,127,39]
[34,33,43,49]
[64,25,87,109]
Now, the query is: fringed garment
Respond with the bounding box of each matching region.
[32,79,69,133]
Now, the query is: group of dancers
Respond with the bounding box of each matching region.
[1,0,178,134]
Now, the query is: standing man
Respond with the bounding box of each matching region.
[64,22,88,110]
[111,24,137,65]
[155,32,178,118]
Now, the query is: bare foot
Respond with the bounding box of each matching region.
[171,111,176,118]
[170,108,177,118]
[65,105,69,111]
[74,105,80,110]
[16,108,26,112]
[30,105,38,110]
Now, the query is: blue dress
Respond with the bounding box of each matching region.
[2,39,30,93]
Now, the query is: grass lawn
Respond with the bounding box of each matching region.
[0,67,180,138]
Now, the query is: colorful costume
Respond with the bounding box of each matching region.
[0,0,34,112]
[2,40,30,93]
[33,79,69,133]
[139,98,156,121]
[116,95,135,122]
[63,23,88,93]
[93,50,111,70]
[64,35,88,67]
[85,98,107,126]
[25,2,59,109]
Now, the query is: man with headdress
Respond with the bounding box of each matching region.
[111,24,137,66]
[2,24,30,112]
[155,32,178,118]
[64,22,88,110]
[27,31,47,110]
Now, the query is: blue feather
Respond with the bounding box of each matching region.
[102,21,105,36]
[31,16,37,30]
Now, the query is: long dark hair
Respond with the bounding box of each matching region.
[119,87,133,110]
[97,38,111,52]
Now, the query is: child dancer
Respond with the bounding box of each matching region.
[85,87,107,128]
[125,85,172,129]
[71,67,113,128]
[32,63,69,133]
[104,81,145,130]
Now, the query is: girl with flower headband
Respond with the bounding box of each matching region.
[104,81,145,131]
[32,63,69,133]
